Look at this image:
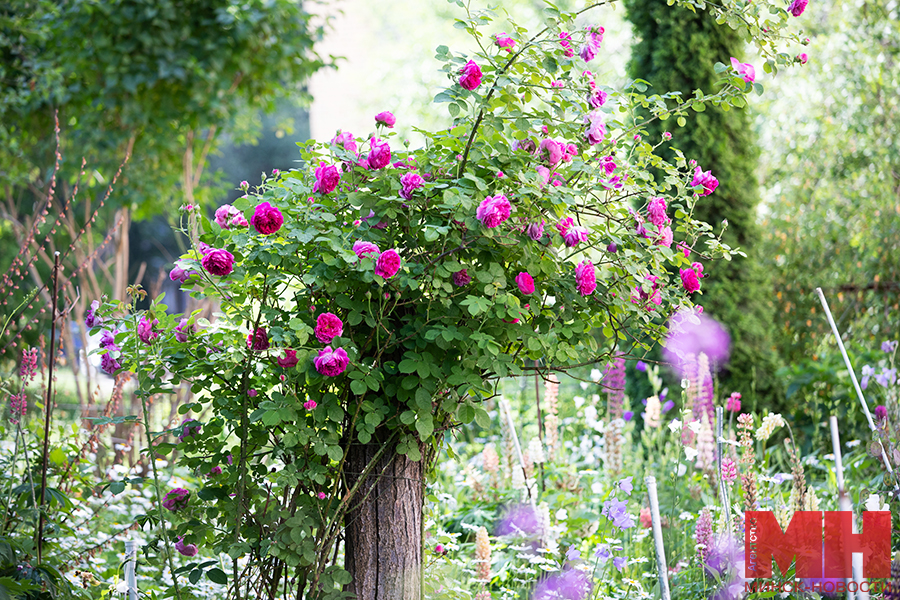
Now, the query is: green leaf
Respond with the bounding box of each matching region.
[49,447,66,465]
[474,408,491,429]
[415,416,434,440]
[398,359,418,374]
[350,379,367,395]
[109,481,126,495]
[541,56,558,74]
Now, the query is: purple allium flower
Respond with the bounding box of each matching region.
[495,504,540,537]
[162,488,190,511]
[175,536,198,557]
[663,310,731,376]
[315,313,344,344]
[86,300,101,329]
[314,347,349,377]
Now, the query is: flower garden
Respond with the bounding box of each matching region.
[1,0,899,599]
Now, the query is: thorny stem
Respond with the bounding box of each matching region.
[36,252,60,563]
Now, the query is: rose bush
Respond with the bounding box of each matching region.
[89,1,807,597]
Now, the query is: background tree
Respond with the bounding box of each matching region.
[624,0,784,410]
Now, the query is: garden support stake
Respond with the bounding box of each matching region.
[37,251,60,564]
[816,287,892,473]
[500,398,536,508]
[645,475,671,600]
[829,416,864,600]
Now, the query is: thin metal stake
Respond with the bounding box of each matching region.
[124,540,139,600]
[646,475,672,600]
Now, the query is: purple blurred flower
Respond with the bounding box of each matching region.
[663,310,731,376]
[565,545,581,562]
[618,476,633,495]
[495,504,540,537]
[883,340,898,353]
[612,556,627,571]
[875,368,897,387]
[595,544,611,564]
[875,405,888,421]
[602,498,634,529]
[175,536,198,557]
[623,410,634,422]
[704,535,747,600]
[635,361,647,372]
[861,364,875,389]
[662,400,675,413]
[533,568,592,600]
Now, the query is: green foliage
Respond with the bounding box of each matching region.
[624,0,785,410]
[0,0,326,215]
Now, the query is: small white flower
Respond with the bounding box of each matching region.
[668,418,682,433]
[678,511,695,521]
[688,420,702,434]
[865,493,889,512]
[591,369,603,382]
[556,509,568,521]
[846,440,861,448]
[683,447,698,461]
[676,463,687,476]
[591,482,603,495]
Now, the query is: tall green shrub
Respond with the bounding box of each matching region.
[625,0,783,409]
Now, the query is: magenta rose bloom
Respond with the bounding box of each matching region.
[85,300,101,328]
[366,138,391,170]
[353,240,380,259]
[527,220,545,241]
[647,197,669,228]
[452,269,471,286]
[100,352,121,375]
[575,260,597,296]
[137,316,159,345]
[680,267,701,293]
[563,226,589,247]
[658,225,673,248]
[375,249,402,278]
[247,327,269,351]
[169,266,190,283]
[588,84,608,109]
[178,418,202,442]
[314,162,341,195]
[215,204,245,230]
[251,201,284,235]
[162,488,190,511]
[729,57,755,83]
[314,346,350,377]
[787,0,808,16]
[277,349,298,368]
[495,33,516,51]
[315,312,344,344]
[516,272,535,295]
[201,249,234,277]
[175,318,196,343]
[476,195,512,228]
[584,111,607,145]
[690,166,719,196]
[580,25,604,62]
[399,172,425,200]
[175,536,198,557]
[375,111,396,127]
[797,53,809,64]
[539,138,564,165]
[331,130,358,154]
[458,60,483,91]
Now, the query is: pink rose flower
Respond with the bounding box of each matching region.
[314,347,350,377]
[558,32,575,58]
[647,197,669,228]
[251,201,284,235]
[375,111,396,127]
[201,249,234,276]
[476,195,512,228]
[680,267,701,293]
[169,266,189,283]
[690,166,719,196]
[585,111,607,145]
[247,326,269,351]
[588,86,608,109]
[729,57,755,83]
[215,204,244,229]
[353,240,381,259]
[100,353,121,375]
[331,130,358,154]
[399,172,425,200]
[527,220,545,241]
[563,226,589,247]
[452,269,471,286]
[175,537,198,557]
[314,162,341,195]
[657,225,673,248]
[374,249,402,278]
[797,53,808,64]
[539,138,564,165]
[366,138,391,170]
[579,25,604,62]
[318,491,327,500]
[494,33,515,51]
[304,399,317,410]
[315,312,344,344]
[575,260,596,296]
[516,272,535,295]
[787,0,808,16]
[458,60,483,90]
[277,349,298,368]
[175,318,195,343]
[178,418,201,441]
[137,316,159,345]
[162,488,190,511]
